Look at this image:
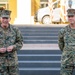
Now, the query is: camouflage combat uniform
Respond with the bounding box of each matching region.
[58,25,75,75]
[0,24,23,75]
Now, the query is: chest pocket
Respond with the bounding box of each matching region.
[0,32,4,45]
[64,32,70,42]
[6,31,16,45]
[64,29,75,44]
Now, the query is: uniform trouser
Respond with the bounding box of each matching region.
[60,65,74,75]
[60,50,75,75]
[0,65,19,75]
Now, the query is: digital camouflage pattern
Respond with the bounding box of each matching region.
[0,24,23,75]
[0,66,19,75]
[58,25,75,75]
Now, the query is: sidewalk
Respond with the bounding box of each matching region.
[21,44,59,50]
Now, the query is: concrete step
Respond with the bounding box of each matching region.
[17,49,61,54]
[18,60,60,68]
[20,30,59,33]
[23,40,58,44]
[18,26,62,44]
[19,68,60,75]
[19,68,75,75]
[17,26,63,75]
[23,36,58,40]
[22,33,58,36]
[21,44,59,50]
[18,26,62,30]
[18,54,61,61]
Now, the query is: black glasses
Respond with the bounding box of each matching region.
[68,15,74,18]
[2,17,9,19]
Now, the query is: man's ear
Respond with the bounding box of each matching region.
[9,17,11,21]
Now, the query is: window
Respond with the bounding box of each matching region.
[40,0,48,8]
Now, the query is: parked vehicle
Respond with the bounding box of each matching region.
[34,0,74,24]
[34,6,62,24]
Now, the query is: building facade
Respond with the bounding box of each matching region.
[0,0,40,24]
[0,0,70,25]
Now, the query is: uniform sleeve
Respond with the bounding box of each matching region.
[58,28,64,51]
[13,27,23,51]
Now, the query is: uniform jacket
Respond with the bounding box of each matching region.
[0,24,23,66]
[58,25,75,68]
[58,25,75,51]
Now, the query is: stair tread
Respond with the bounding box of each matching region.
[17,26,62,75]
[19,68,60,70]
[18,60,60,63]
[18,54,61,56]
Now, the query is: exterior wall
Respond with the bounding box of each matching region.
[0,0,8,2]
[8,0,17,24]
[31,0,40,24]
[0,0,54,24]
[14,0,31,24]
[31,0,40,16]
[0,0,67,24]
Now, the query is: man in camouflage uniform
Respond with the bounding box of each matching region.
[58,8,75,75]
[0,10,23,75]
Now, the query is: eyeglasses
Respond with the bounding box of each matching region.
[2,17,9,19]
[68,15,74,18]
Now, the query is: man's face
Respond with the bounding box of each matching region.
[0,17,11,27]
[67,15,75,24]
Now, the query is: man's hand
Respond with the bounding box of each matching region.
[0,48,6,53]
[7,46,14,52]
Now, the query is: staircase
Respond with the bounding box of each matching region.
[19,26,62,44]
[18,49,61,75]
[17,26,62,75]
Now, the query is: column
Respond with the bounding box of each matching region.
[14,0,31,24]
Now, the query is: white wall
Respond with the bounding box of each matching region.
[14,0,33,24]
